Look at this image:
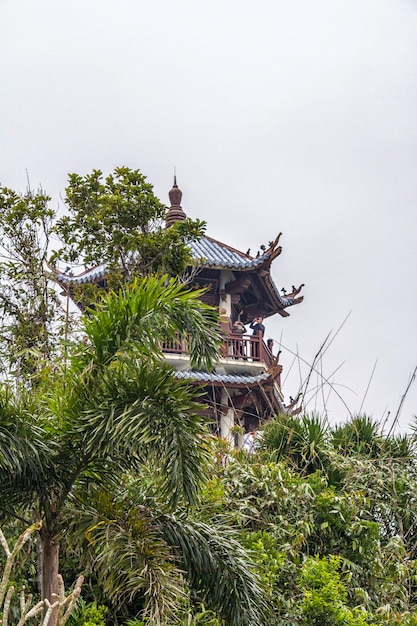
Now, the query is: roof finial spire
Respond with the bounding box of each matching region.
[166,171,186,228]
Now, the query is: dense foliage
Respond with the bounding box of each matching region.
[52,167,205,286]
[0,186,63,381]
[189,414,417,625]
[5,413,417,626]
[0,167,206,379]
[1,169,417,625]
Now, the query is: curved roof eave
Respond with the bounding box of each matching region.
[261,273,304,316]
[52,263,106,285]
[188,236,271,270]
[188,236,302,313]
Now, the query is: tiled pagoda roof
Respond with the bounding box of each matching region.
[50,178,303,316]
[52,235,300,311]
[52,235,268,285]
[189,236,269,270]
[175,370,270,384]
[175,368,286,413]
[55,263,106,285]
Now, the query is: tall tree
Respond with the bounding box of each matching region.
[52,167,206,287]
[0,185,63,382]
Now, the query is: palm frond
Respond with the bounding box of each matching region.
[71,358,211,507]
[65,493,185,626]
[161,514,270,626]
[262,413,330,474]
[331,415,384,458]
[82,276,221,370]
[65,487,269,626]
[0,385,58,516]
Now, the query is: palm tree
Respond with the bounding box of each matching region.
[261,413,330,475]
[331,415,384,458]
[0,277,267,625]
[67,478,268,626]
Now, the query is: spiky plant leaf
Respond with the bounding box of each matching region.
[82,276,221,370]
[161,515,270,626]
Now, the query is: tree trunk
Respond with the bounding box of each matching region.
[40,529,60,626]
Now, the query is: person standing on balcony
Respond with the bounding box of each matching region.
[232,319,247,358]
[250,317,265,358]
[250,317,265,337]
[233,320,246,334]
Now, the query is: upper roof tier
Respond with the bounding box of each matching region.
[190,236,269,270]
[52,237,272,283]
[51,178,304,317]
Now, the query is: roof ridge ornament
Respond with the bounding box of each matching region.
[166,174,186,228]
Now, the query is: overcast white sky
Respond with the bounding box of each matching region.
[1,0,416,431]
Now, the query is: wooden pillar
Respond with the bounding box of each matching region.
[220,389,235,443]
[219,270,233,333]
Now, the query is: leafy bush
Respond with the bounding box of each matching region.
[300,556,372,626]
[67,602,107,626]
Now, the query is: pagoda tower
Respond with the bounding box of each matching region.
[163,179,304,444]
[52,179,304,445]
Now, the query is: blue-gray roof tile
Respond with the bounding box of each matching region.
[189,237,269,269]
[53,237,268,283]
[56,264,106,284]
[175,370,270,384]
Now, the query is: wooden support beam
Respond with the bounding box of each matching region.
[225,278,251,295]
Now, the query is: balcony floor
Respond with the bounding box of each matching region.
[163,352,268,376]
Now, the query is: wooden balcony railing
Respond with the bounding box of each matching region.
[162,333,274,367]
